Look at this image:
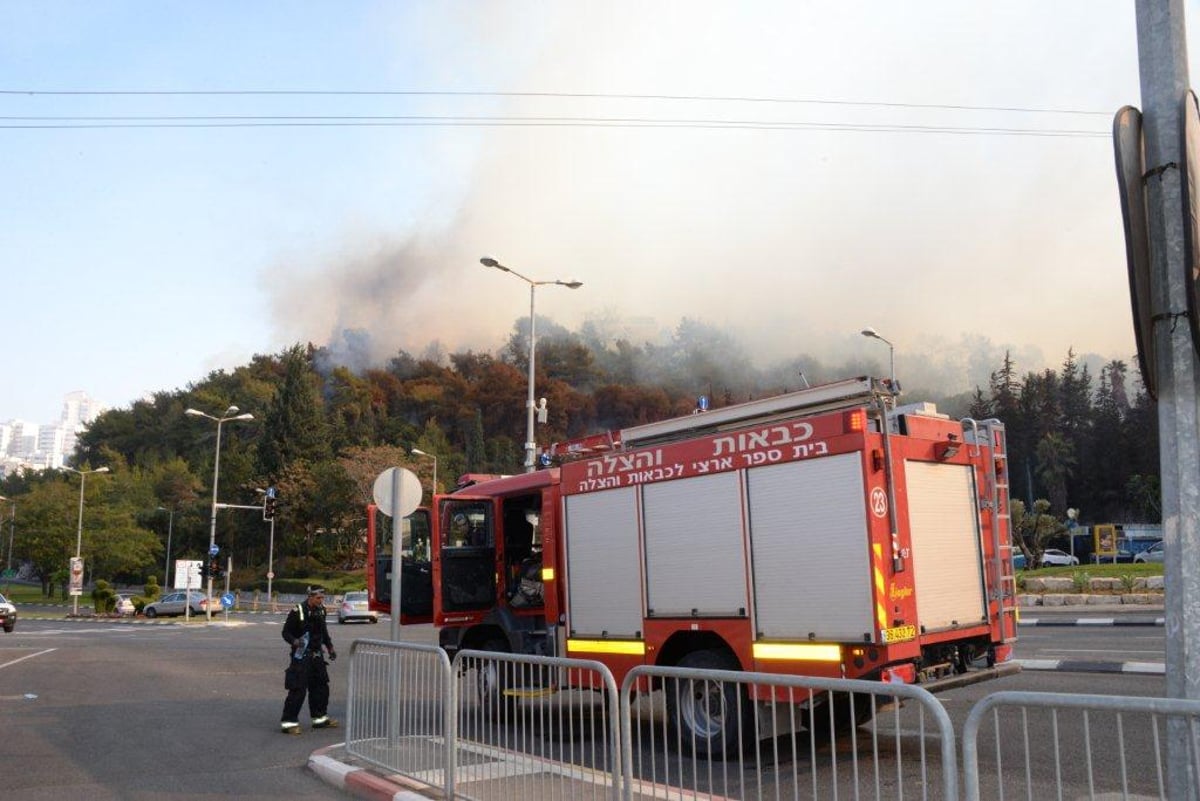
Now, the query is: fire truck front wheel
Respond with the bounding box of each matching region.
[477,638,519,719]
[665,649,752,760]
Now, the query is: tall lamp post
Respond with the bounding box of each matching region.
[861,327,896,389]
[62,465,110,616]
[481,256,583,472]
[156,506,175,589]
[0,495,13,576]
[411,448,438,500]
[186,405,254,621]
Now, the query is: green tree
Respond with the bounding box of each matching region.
[257,345,330,478]
[1010,499,1065,567]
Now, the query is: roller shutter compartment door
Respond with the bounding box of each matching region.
[643,471,749,618]
[564,487,643,638]
[905,461,986,631]
[747,452,874,641]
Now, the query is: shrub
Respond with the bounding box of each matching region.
[1071,571,1092,593]
[91,579,116,614]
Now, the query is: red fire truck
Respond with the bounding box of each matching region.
[369,376,1019,752]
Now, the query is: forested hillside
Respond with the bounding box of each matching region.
[0,318,1157,592]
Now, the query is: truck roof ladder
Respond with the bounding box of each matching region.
[544,376,892,462]
[620,376,891,449]
[964,417,1015,643]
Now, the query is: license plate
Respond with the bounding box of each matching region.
[881,624,916,644]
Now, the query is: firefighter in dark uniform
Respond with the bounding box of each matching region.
[280,586,337,734]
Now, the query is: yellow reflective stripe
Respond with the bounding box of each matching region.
[567,639,645,656]
[872,543,888,631]
[753,642,843,662]
[541,567,555,581]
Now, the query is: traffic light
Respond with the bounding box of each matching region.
[206,557,220,580]
[264,487,277,520]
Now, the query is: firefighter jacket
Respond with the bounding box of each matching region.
[282,601,334,655]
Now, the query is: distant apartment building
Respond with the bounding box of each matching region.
[0,391,106,478]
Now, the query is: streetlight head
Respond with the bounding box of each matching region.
[861,327,879,339]
[233,413,254,422]
[185,408,205,418]
[411,448,428,456]
[562,280,583,289]
[96,466,110,474]
[481,256,502,268]
[225,405,240,415]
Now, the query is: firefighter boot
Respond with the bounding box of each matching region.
[280,722,302,736]
[312,716,339,730]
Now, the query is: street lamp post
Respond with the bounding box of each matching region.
[62,465,110,616]
[186,405,254,621]
[481,256,583,472]
[410,448,438,500]
[156,507,175,589]
[861,327,896,389]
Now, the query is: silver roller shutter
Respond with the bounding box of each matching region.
[905,461,987,631]
[643,471,749,617]
[748,452,874,640]
[564,487,643,637]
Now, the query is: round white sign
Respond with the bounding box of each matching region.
[372,467,423,518]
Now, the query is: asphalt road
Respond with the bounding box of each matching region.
[1,616,359,801]
[0,611,1175,800]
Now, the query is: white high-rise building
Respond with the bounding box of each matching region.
[0,391,106,477]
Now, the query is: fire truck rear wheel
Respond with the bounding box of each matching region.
[665,649,752,760]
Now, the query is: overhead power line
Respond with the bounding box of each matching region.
[0,87,1111,117]
[0,114,1108,138]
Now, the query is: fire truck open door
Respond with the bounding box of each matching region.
[433,495,498,625]
[369,507,434,624]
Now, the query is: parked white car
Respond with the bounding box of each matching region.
[1133,541,1165,564]
[113,594,136,616]
[1039,548,1080,567]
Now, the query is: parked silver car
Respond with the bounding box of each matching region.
[143,591,212,618]
[337,590,378,624]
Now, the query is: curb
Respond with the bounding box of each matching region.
[1018,617,1165,627]
[309,745,438,801]
[1014,658,1165,675]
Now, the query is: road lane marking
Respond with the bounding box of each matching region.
[0,647,56,670]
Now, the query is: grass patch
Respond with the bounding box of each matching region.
[1,584,64,604]
[1024,563,1162,580]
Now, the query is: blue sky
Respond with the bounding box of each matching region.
[2,2,1197,422]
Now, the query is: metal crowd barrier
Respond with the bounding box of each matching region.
[346,644,1200,800]
[452,649,622,801]
[344,639,455,796]
[620,666,958,801]
[962,690,1200,801]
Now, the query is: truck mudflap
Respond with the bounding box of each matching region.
[921,661,1022,694]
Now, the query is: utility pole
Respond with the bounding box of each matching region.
[1134,2,1200,793]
